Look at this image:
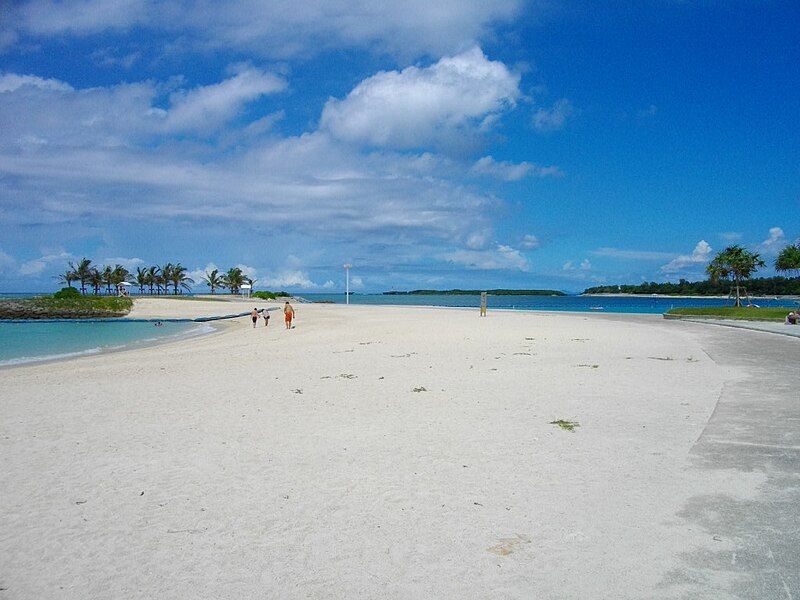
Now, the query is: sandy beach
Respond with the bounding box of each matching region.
[1,299,797,599]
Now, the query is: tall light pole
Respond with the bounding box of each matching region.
[343,264,351,305]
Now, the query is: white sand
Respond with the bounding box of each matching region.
[0,302,756,598]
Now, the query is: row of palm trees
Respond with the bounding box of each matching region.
[707,242,800,306]
[56,259,256,296]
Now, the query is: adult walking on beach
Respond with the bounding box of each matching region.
[262,309,270,327]
[284,301,295,329]
[251,308,259,328]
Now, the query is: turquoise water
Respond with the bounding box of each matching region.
[300,293,799,314]
[0,320,213,366]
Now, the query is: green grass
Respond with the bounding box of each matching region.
[550,419,579,432]
[666,306,792,322]
[33,295,134,313]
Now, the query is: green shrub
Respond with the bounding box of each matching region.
[53,287,82,299]
[252,290,292,300]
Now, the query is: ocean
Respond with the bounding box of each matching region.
[299,293,799,314]
[0,320,214,367]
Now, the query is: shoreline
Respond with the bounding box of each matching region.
[0,320,226,370]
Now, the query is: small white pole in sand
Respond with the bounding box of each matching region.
[343,264,351,305]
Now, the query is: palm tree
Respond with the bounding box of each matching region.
[169,263,194,294]
[775,243,800,279]
[201,268,224,294]
[73,258,93,295]
[146,266,159,295]
[135,267,148,295]
[706,245,766,307]
[55,268,77,288]
[89,268,103,295]
[101,265,114,295]
[222,267,244,295]
[158,263,173,295]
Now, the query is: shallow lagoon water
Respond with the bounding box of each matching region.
[0,320,212,366]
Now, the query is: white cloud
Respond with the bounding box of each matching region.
[188,263,221,287]
[0,73,73,93]
[532,98,573,132]
[719,231,742,242]
[164,66,287,133]
[235,264,258,281]
[350,275,364,289]
[660,240,712,274]
[760,227,785,254]
[261,270,323,289]
[322,280,335,289]
[465,231,490,250]
[320,47,520,150]
[470,156,562,181]
[520,234,540,249]
[101,256,145,271]
[19,251,75,275]
[591,247,675,261]
[0,68,285,147]
[562,261,573,271]
[441,243,529,271]
[580,259,591,270]
[0,250,16,274]
[12,0,524,60]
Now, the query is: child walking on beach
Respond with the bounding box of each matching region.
[251,308,259,328]
[284,301,295,329]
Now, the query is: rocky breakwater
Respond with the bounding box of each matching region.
[0,297,133,320]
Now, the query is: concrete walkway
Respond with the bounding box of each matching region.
[666,316,800,339]
[665,321,799,599]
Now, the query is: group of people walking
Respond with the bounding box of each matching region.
[251,301,295,330]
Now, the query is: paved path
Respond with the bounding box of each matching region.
[665,320,799,599]
[666,316,800,339]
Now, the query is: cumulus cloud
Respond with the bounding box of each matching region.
[0,68,285,148]
[101,256,145,271]
[0,250,16,274]
[11,0,523,60]
[520,234,540,249]
[760,227,785,254]
[320,47,520,150]
[164,66,287,133]
[532,98,573,132]
[562,258,591,271]
[660,240,712,273]
[470,156,562,181]
[261,270,324,289]
[441,243,529,271]
[19,250,75,275]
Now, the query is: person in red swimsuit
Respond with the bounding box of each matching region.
[284,301,295,329]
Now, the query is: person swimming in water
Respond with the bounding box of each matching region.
[284,301,295,330]
[251,308,259,328]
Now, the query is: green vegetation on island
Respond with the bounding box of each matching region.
[585,243,800,300]
[0,288,133,320]
[584,276,800,297]
[665,306,790,322]
[384,289,566,296]
[252,290,292,300]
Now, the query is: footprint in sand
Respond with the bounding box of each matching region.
[487,534,531,556]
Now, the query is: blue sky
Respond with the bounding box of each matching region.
[0,0,798,293]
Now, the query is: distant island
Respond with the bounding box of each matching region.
[384,289,566,296]
[583,276,800,297]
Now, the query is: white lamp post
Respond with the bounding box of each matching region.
[343,264,351,305]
